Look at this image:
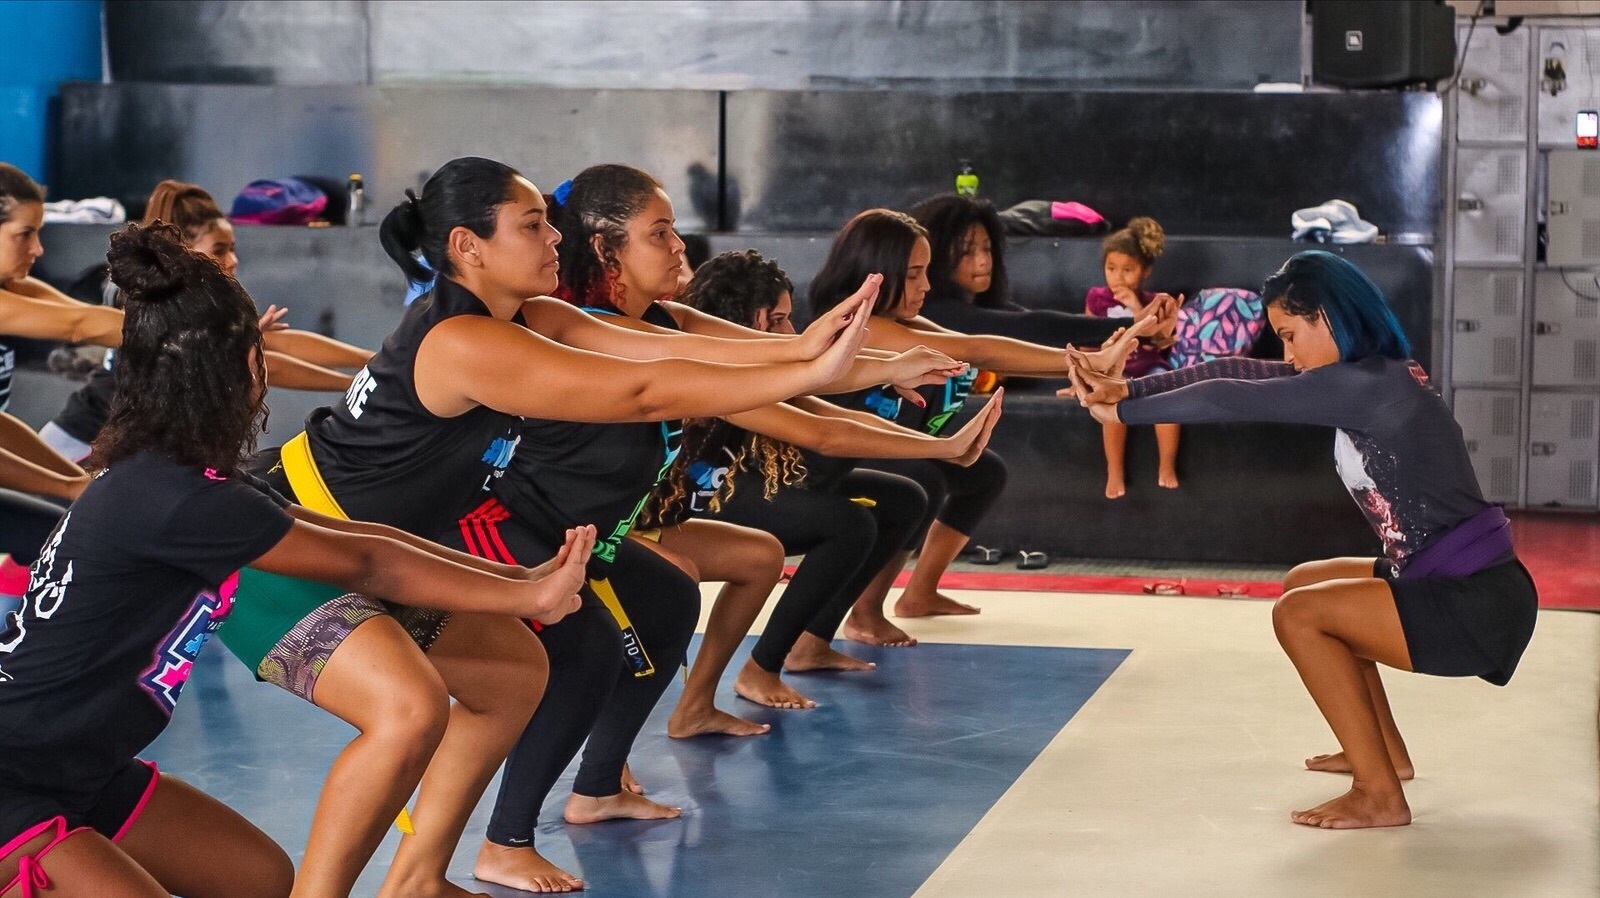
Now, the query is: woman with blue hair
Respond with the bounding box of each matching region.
[1064,250,1538,830]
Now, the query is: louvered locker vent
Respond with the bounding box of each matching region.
[1452,270,1523,386]
[1533,270,1600,386]
[1453,389,1521,504]
[1457,25,1528,143]
[1456,149,1525,263]
[1528,392,1600,508]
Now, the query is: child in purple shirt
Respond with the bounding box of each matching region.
[1083,217,1180,498]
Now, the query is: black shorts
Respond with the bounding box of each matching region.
[0,759,158,855]
[1381,558,1539,686]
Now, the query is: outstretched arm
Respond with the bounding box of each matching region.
[262,328,373,369]
[417,289,874,422]
[0,285,124,347]
[264,351,356,392]
[723,388,1002,465]
[251,516,594,624]
[0,412,84,480]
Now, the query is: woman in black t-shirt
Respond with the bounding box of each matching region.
[0,222,594,897]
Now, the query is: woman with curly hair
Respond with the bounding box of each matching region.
[645,248,1004,733]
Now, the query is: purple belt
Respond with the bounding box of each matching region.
[1396,506,1514,580]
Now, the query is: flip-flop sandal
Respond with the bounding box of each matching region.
[1215,583,1250,597]
[1143,580,1185,595]
[1017,551,1049,570]
[968,546,1003,565]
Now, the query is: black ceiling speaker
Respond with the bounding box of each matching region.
[1311,0,1457,89]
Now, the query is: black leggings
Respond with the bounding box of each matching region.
[443,503,699,846]
[0,490,68,566]
[860,449,1008,542]
[705,468,927,668]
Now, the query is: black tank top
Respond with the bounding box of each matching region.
[303,277,521,536]
[492,302,683,564]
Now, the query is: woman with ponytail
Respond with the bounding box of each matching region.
[234,155,888,896]
[414,162,970,893]
[0,222,592,898]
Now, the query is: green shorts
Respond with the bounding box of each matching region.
[218,568,450,703]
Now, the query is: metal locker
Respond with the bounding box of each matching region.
[1457,24,1528,144]
[1536,26,1600,147]
[1451,269,1524,386]
[1452,388,1522,505]
[1532,269,1600,387]
[1546,150,1600,267]
[1455,147,1526,263]
[1526,391,1600,507]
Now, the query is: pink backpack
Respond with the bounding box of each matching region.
[1169,288,1266,368]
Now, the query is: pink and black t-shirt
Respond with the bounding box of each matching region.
[0,451,292,798]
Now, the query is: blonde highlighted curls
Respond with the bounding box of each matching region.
[641,420,806,529]
[1101,216,1165,268]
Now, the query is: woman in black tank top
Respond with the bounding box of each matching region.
[808,209,1170,646]
[261,155,903,896]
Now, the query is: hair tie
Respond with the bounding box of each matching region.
[404,188,423,215]
[552,179,574,207]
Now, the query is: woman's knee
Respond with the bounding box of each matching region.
[725,528,786,581]
[1271,587,1323,644]
[358,668,452,754]
[234,842,295,898]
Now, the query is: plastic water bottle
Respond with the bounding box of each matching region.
[346,174,365,226]
[955,160,979,198]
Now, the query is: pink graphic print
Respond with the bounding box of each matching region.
[138,572,239,716]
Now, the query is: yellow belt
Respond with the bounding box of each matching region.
[278,432,348,519]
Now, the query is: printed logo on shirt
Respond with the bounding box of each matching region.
[0,513,73,684]
[138,571,238,716]
[924,369,979,436]
[479,434,522,492]
[860,387,901,421]
[344,367,378,419]
[595,421,685,564]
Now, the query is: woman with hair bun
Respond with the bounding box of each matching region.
[0,221,592,898]
[1085,216,1183,498]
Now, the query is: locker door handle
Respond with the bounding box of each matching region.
[1466,439,1480,452]
[1462,77,1486,96]
[1455,319,1481,333]
[1534,321,1562,335]
[1457,195,1484,212]
[1529,442,1557,457]
[1550,201,1569,215]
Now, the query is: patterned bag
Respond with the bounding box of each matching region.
[1168,288,1266,369]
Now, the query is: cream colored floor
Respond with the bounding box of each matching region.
[706,588,1600,898]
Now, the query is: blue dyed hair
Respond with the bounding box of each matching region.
[1261,250,1411,362]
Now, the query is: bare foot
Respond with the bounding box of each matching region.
[376,874,488,898]
[1105,475,1126,499]
[620,763,644,795]
[894,591,980,618]
[783,634,876,672]
[842,611,917,647]
[732,658,818,709]
[473,842,584,894]
[1305,750,1414,781]
[667,700,771,738]
[1158,469,1179,489]
[1290,786,1411,829]
[564,790,681,825]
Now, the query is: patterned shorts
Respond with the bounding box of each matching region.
[256,594,451,703]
